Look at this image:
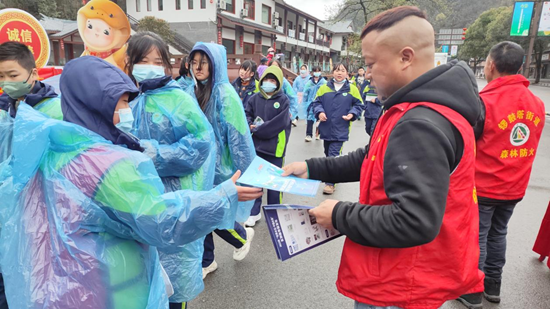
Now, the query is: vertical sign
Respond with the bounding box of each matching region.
[539,1,550,36]
[441,45,449,53]
[511,2,534,36]
[450,45,458,57]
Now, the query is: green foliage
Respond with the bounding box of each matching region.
[137,16,174,43]
[2,0,82,20]
[38,0,59,18]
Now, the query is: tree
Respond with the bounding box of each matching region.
[2,0,82,20]
[137,16,174,44]
[38,0,59,18]
[458,6,515,74]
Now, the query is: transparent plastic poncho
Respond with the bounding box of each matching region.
[0,104,239,309]
[190,42,257,221]
[131,79,219,302]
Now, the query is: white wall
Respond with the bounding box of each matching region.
[244,32,255,43]
[330,35,343,51]
[127,0,217,23]
[222,28,236,40]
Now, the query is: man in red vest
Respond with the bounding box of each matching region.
[458,41,545,308]
[283,6,484,309]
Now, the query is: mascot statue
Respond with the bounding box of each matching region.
[77,0,130,70]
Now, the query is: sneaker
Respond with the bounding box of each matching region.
[484,278,501,303]
[202,260,218,279]
[315,134,320,140]
[323,184,335,195]
[457,293,483,309]
[292,119,297,127]
[244,214,261,227]
[233,228,255,261]
[305,135,312,142]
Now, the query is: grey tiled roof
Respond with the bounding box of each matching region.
[324,20,354,34]
[40,14,78,37]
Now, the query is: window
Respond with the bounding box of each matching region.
[244,43,254,54]
[244,0,255,20]
[262,45,269,55]
[136,0,141,12]
[146,0,151,11]
[201,0,206,9]
[158,0,163,11]
[261,5,271,25]
[188,0,193,9]
[222,39,235,54]
[225,0,234,13]
[176,0,181,10]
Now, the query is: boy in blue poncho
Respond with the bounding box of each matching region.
[244,66,291,227]
[292,64,311,120]
[0,41,62,120]
[0,56,260,309]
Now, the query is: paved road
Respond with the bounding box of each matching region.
[192,80,550,309]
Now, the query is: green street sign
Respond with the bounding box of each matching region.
[511,1,534,36]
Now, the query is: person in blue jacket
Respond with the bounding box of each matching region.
[231,60,258,109]
[292,64,311,120]
[0,56,261,309]
[188,42,259,279]
[125,32,221,309]
[176,55,194,90]
[0,41,62,120]
[267,59,298,126]
[311,62,364,195]
[244,65,291,227]
[362,79,382,136]
[303,66,326,142]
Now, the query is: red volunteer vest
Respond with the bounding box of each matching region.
[476,75,545,200]
[336,102,484,309]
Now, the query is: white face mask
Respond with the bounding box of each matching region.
[115,108,134,133]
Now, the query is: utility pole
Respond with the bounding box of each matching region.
[525,0,544,78]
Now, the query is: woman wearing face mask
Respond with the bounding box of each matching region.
[266,59,298,125]
[125,32,234,309]
[293,64,311,120]
[310,62,364,195]
[188,42,258,279]
[303,66,326,142]
[231,60,258,108]
[0,56,262,309]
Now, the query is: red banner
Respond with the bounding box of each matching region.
[0,9,50,68]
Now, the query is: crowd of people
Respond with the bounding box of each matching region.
[0,4,547,309]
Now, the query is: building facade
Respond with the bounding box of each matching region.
[125,0,355,73]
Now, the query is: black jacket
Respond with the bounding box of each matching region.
[306,60,481,248]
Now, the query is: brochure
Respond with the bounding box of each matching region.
[263,205,342,261]
[238,156,321,197]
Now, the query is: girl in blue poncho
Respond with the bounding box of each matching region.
[292,64,311,120]
[303,66,326,142]
[125,32,221,309]
[0,56,262,309]
[188,42,258,279]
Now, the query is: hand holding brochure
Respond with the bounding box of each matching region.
[238,156,321,197]
[264,205,341,261]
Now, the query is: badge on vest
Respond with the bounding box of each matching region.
[248,92,252,95]
[274,102,280,109]
[510,123,530,146]
[343,93,348,97]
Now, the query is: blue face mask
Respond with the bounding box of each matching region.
[314,72,322,77]
[132,64,165,83]
[333,78,345,85]
[115,108,134,133]
[200,79,209,85]
[261,81,277,93]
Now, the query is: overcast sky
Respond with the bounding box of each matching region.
[285,0,335,20]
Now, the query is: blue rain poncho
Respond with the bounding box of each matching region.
[303,77,327,121]
[0,110,12,163]
[293,74,310,119]
[0,57,240,309]
[131,76,218,302]
[190,42,256,221]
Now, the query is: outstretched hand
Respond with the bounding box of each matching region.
[231,170,264,201]
[281,162,308,179]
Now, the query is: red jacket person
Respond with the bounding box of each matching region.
[283,6,484,309]
[459,41,545,308]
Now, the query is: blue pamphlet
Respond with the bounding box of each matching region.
[238,156,321,197]
[263,205,342,261]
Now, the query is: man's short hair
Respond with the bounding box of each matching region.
[0,41,36,71]
[361,6,427,39]
[489,41,525,75]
